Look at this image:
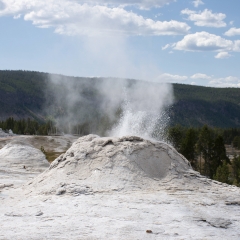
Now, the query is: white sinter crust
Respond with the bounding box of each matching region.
[0,135,240,239]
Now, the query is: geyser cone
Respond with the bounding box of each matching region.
[25,135,192,195]
[0,139,49,172]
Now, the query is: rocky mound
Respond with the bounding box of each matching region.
[25,135,194,195]
[0,139,49,172]
[0,128,14,138]
[2,135,240,240]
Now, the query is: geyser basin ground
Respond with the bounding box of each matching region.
[0,135,240,239]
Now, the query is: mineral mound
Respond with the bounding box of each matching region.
[0,139,49,172]
[25,135,195,195]
[0,139,49,188]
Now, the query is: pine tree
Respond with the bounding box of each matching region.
[210,135,230,179]
[233,136,240,149]
[167,125,184,152]
[214,161,229,184]
[196,125,213,177]
[13,121,19,134]
[180,128,197,170]
[232,156,240,185]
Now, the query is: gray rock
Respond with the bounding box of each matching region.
[0,184,14,189]
[56,187,66,195]
[225,201,240,205]
[207,218,232,228]
[35,210,43,216]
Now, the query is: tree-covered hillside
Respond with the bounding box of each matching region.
[0,70,47,121]
[171,84,240,127]
[1,70,240,128]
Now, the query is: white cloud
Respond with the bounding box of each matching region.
[181,8,226,28]
[157,73,188,82]
[225,27,240,37]
[192,0,204,8]
[208,76,240,88]
[189,74,239,87]
[233,40,240,51]
[191,73,211,79]
[71,0,176,9]
[163,32,240,57]
[229,21,234,26]
[162,44,171,50]
[13,14,21,19]
[0,0,190,36]
[156,72,240,88]
[173,31,235,52]
[215,52,232,59]
[0,0,176,11]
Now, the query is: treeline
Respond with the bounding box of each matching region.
[167,125,240,186]
[0,117,52,135]
[0,117,110,136]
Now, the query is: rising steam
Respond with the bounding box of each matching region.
[45,75,173,141]
[109,82,173,140]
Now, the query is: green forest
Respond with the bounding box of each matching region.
[167,125,240,187]
[1,70,240,128]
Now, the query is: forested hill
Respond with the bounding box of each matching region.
[1,70,240,128]
[0,70,47,121]
[172,84,240,127]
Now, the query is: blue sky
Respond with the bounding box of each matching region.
[0,0,240,87]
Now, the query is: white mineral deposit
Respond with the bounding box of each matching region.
[0,135,240,239]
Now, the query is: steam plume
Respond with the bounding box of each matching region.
[45,75,173,141]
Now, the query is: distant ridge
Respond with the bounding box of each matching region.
[172,83,240,127]
[1,70,240,128]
